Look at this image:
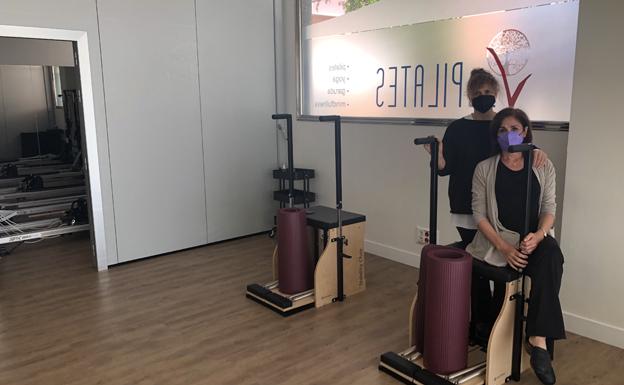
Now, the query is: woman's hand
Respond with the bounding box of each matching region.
[533,149,548,168]
[520,232,544,255]
[423,138,442,155]
[423,139,445,170]
[498,241,528,270]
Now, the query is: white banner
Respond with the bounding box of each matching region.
[301,1,579,122]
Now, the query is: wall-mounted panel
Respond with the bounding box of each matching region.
[196,0,277,242]
[98,0,207,261]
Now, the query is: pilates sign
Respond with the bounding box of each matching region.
[299,1,579,122]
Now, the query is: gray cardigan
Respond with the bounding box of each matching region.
[466,155,557,267]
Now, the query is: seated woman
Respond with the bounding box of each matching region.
[466,108,565,385]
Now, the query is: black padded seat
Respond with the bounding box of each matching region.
[305,205,366,230]
[447,241,520,283]
[472,259,520,283]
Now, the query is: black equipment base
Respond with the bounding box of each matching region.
[379,352,455,385]
[245,284,315,317]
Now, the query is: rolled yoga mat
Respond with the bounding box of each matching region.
[421,245,472,375]
[277,208,313,294]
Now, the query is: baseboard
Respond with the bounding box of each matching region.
[563,311,624,349]
[365,239,422,268]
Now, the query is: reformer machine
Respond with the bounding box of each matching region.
[379,137,537,385]
[246,114,366,316]
[0,199,89,250]
[1,174,88,252]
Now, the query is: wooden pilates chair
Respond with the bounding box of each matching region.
[246,115,366,316]
[378,139,538,384]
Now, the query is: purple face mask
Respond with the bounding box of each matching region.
[497,130,524,152]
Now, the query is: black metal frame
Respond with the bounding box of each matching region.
[318,115,349,302]
[414,136,439,245]
[246,114,360,315]
[507,142,537,381]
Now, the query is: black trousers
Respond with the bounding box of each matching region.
[524,235,566,340]
[457,228,499,330]
[458,227,565,355]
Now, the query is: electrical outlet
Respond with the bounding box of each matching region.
[417,226,439,245]
[417,226,430,245]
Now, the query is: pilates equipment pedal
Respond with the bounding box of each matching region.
[379,348,487,385]
[245,283,315,317]
[379,352,455,385]
[246,283,292,308]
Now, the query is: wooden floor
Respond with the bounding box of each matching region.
[0,234,622,385]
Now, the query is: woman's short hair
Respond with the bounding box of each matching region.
[490,108,534,152]
[467,68,500,98]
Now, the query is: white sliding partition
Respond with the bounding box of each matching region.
[97,0,208,261]
[196,0,277,242]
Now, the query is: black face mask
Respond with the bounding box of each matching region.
[471,94,496,113]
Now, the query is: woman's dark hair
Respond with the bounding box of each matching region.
[490,108,533,152]
[467,68,500,98]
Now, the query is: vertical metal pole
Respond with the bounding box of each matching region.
[334,117,344,301]
[430,140,439,245]
[522,150,533,242]
[415,136,439,245]
[511,278,524,381]
[319,115,345,302]
[511,147,533,381]
[286,115,294,207]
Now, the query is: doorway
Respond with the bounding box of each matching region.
[0,25,107,271]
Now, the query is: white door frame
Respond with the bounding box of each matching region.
[0,25,108,271]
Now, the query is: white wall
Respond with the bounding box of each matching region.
[0,65,51,161]
[0,36,74,66]
[560,0,624,349]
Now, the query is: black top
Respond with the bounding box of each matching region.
[305,205,366,230]
[439,118,495,214]
[495,160,540,234]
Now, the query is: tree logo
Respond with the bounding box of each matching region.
[486,29,532,107]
